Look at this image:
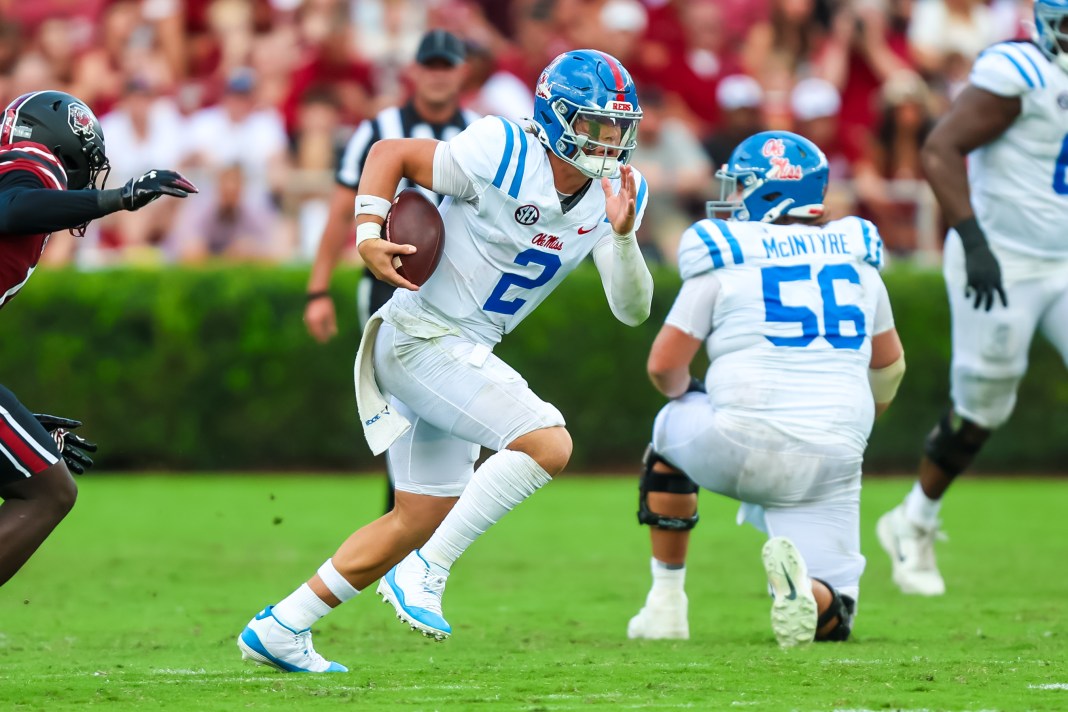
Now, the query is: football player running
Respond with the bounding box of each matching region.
[626,131,905,647]
[237,50,652,671]
[877,0,1068,597]
[0,90,196,587]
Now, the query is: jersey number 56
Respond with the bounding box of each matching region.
[761,264,865,350]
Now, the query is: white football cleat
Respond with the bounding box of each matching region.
[377,550,451,640]
[877,504,946,596]
[237,606,347,673]
[762,536,818,648]
[627,588,690,640]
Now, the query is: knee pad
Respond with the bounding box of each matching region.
[924,409,992,477]
[813,579,856,642]
[637,445,700,531]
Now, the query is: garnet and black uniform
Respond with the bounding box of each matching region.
[0,141,107,483]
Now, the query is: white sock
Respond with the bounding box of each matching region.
[904,481,942,529]
[316,558,361,603]
[650,557,686,594]
[272,583,332,631]
[420,450,551,570]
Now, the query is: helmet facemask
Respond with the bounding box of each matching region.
[1035,4,1068,73]
[550,100,640,179]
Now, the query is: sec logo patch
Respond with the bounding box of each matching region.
[514,205,540,225]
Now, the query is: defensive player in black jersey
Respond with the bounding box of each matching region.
[0,90,196,587]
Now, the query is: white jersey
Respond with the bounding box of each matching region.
[389,116,648,345]
[672,216,892,454]
[968,41,1068,259]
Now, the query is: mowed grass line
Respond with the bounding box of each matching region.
[0,474,1065,711]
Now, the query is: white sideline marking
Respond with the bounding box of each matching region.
[1029,683,1068,690]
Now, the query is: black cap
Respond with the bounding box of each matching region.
[416,30,466,66]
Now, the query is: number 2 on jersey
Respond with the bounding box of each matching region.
[483,248,562,315]
[1054,135,1068,195]
[761,263,865,349]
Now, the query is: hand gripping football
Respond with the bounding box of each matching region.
[384,188,446,287]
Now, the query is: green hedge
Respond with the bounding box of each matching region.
[0,265,1064,472]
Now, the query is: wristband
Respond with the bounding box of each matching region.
[354,194,392,219]
[612,229,637,247]
[356,221,383,246]
[305,290,331,302]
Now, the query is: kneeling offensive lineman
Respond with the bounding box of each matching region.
[0,90,196,587]
[627,132,905,646]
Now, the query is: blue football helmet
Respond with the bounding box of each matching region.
[531,49,642,179]
[706,131,829,223]
[1034,0,1068,72]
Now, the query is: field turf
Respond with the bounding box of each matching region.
[0,474,1065,711]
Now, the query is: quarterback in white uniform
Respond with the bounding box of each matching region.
[878,1,1068,597]
[626,132,905,647]
[237,50,653,671]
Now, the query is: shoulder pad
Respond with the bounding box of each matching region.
[676,218,746,279]
[449,116,534,197]
[972,42,1048,97]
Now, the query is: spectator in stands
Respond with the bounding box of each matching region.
[908,0,1001,97]
[93,77,187,259]
[704,74,767,171]
[853,69,937,252]
[641,0,738,138]
[183,67,290,207]
[630,88,713,263]
[791,77,846,179]
[166,163,281,263]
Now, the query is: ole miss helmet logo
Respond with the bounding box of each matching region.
[67,103,97,139]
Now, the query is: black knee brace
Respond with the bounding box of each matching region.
[924,409,992,477]
[813,578,856,642]
[637,445,699,531]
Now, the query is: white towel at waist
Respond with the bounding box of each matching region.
[354,312,410,455]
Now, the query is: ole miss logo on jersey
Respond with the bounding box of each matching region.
[532,233,563,251]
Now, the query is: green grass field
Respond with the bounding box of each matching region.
[0,475,1065,711]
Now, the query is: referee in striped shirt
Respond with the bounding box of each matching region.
[304,30,479,510]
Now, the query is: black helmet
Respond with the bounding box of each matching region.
[0,90,109,190]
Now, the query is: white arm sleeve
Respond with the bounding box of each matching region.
[591,232,654,327]
[432,142,479,201]
[664,272,721,339]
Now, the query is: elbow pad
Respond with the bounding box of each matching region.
[869,354,905,405]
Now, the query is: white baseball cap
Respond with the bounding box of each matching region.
[791,77,841,121]
[716,74,764,111]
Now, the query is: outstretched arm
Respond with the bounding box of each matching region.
[0,169,196,235]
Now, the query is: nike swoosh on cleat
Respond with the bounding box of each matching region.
[781,564,797,600]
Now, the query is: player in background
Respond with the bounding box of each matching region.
[626,131,905,646]
[0,90,196,587]
[876,0,1068,597]
[303,29,479,514]
[238,49,652,672]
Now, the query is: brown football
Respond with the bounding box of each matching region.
[384,188,446,287]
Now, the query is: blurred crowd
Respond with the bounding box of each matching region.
[0,0,1034,266]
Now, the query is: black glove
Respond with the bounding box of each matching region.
[33,413,98,475]
[120,169,198,211]
[955,216,1007,312]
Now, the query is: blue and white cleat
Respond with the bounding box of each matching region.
[376,550,451,640]
[237,606,348,673]
[761,536,818,648]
